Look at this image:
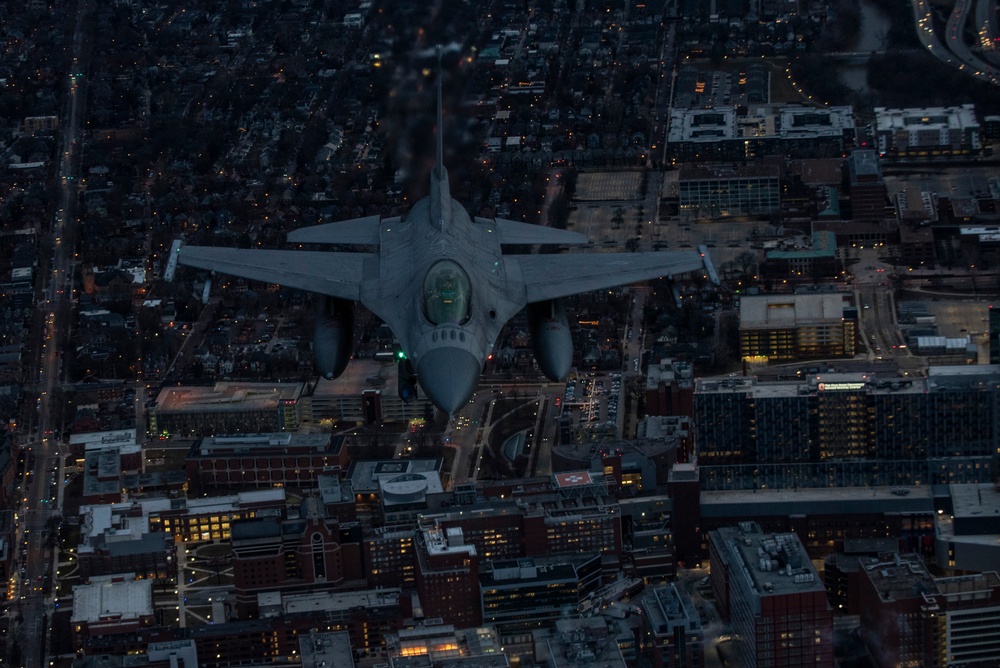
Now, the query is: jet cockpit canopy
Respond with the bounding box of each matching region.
[423,259,471,325]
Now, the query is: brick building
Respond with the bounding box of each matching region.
[230,497,363,617]
[709,523,833,667]
[414,519,481,628]
[184,432,349,493]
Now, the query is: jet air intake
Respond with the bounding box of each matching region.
[397,356,418,403]
[527,299,573,382]
[314,296,354,380]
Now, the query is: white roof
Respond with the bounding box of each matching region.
[71,576,153,623]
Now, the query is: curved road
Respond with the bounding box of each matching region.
[913,0,1000,85]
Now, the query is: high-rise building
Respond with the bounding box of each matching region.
[435,503,526,562]
[822,538,901,614]
[522,473,623,568]
[645,358,694,417]
[229,498,363,617]
[709,523,834,667]
[738,294,856,363]
[640,583,704,668]
[414,519,481,627]
[619,496,677,579]
[363,526,417,588]
[480,553,601,633]
[694,367,1000,488]
[847,150,889,222]
[859,553,1000,668]
[858,553,937,668]
[184,432,348,493]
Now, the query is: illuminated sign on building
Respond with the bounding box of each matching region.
[817,382,866,391]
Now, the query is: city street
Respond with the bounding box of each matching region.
[13,0,93,664]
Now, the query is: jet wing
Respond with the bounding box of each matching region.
[287,215,399,245]
[477,217,589,246]
[177,245,373,301]
[511,250,710,303]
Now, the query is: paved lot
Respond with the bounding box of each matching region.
[575,171,644,200]
[920,298,993,361]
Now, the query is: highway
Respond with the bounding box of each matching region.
[912,0,1000,85]
[975,0,1000,59]
[853,252,927,376]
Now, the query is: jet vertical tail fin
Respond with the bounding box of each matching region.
[429,50,450,231]
[435,52,445,184]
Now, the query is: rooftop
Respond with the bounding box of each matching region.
[192,432,334,456]
[875,104,979,131]
[153,381,303,413]
[278,587,401,616]
[701,486,934,518]
[862,553,936,602]
[71,575,154,623]
[348,458,442,494]
[299,631,354,668]
[539,617,630,668]
[739,293,846,328]
[719,523,825,597]
[641,584,701,635]
[422,523,476,558]
[948,483,1000,521]
[481,553,599,587]
[645,358,693,390]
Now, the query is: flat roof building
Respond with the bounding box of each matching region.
[694,366,999,486]
[298,631,354,668]
[532,616,633,668]
[71,574,155,654]
[738,293,855,363]
[303,360,436,424]
[142,488,287,542]
[678,164,781,218]
[935,483,1000,574]
[479,553,601,633]
[640,584,703,668]
[76,502,174,580]
[709,523,833,667]
[875,104,981,158]
[645,358,694,418]
[760,232,840,283]
[667,104,855,162]
[858,554,1000,668]
[385,624,508,668]
[149,382,304,437]
[415,518,481,628]
[184,432,349,493]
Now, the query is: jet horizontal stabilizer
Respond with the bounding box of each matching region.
[287,215,396,245]
[698,244,721,285]
[476,217,590,246]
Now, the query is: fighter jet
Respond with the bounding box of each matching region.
[176,81,716,414]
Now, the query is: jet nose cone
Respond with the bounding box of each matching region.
[417,348,481,415]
